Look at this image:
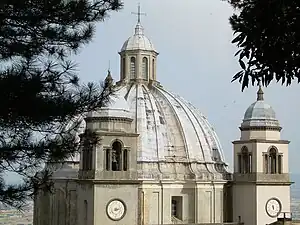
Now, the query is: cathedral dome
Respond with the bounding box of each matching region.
[241,86,280,128]
[91,81,228,179]
[82,9,228,180]
[121,23,156,52]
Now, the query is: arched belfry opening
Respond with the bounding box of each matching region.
[263,146,282,174]
[237,146,252,174]
[105,140,128,172]
[130,57,136,79]
[269,148,277,174]
[142,57,148,80]
[111,141,122,171]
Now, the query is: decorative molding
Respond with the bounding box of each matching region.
[239,126,282,131]
[95,130,139,137]
[232,139,290,144]
[77,179,142,185]
[233,173,293,184]
[85,116,133,123]
[232,181,293,186]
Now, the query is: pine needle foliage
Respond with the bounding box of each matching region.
[0,0,123,209]
[228,0,300,90]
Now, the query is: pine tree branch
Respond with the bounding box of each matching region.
[0,0,122,208]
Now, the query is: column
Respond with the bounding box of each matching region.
[119,149,123,171]
[105,148,111,171]
[127,149,131,170]
[137,52,141,79]
[276,154,283,174]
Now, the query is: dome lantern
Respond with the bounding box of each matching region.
[119,4,158,83]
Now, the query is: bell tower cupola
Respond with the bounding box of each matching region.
[240,85,281,140]
[119,4,159,83]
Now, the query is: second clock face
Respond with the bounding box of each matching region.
[266,198,282,218]
[106,199,126,221]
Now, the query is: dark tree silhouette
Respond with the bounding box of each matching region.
[228,0,300,90]
[0,0,123,208]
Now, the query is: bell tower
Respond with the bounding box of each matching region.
[76,71,141,225]
[232,86,292,225]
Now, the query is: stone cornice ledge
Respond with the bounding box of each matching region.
[232,139,290,144]
[77,179,142,185]
[95,130,139,137]
[85,116,134,123]
[239,126,282,131]
[231,181,293,185]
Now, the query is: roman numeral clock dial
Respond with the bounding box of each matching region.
[265,198,282,218]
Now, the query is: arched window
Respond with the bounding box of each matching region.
[130,57,136,79]
[142,57,148,79]
[111,141,122,171]
[264,147,282,174]
[105,141,129,172]
[269,148,277,174]
[240,146,252,174]
[122,57,126,79]
[123,149,128,171]
[242,147,249,173]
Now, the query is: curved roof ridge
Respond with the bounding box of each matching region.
[156,88,207,162]
[141,85,161,161]
[153,85,196,176]
[178,97,222,163]
[183,100,226,162]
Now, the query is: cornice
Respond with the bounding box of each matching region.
[232,139,290,144]
[95,131,139,137]
[240,126,282,131]
[85,116,133,123]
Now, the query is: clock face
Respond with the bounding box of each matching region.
[266,198,282,218]
[106,199,126,221]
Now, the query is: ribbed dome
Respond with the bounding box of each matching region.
[241,86,280,128]
[89,81,228,179]
[244,101,276,120]
[121,23,156,52]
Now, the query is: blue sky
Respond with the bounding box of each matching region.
[5,0,299,185]
[71,0,300,173]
